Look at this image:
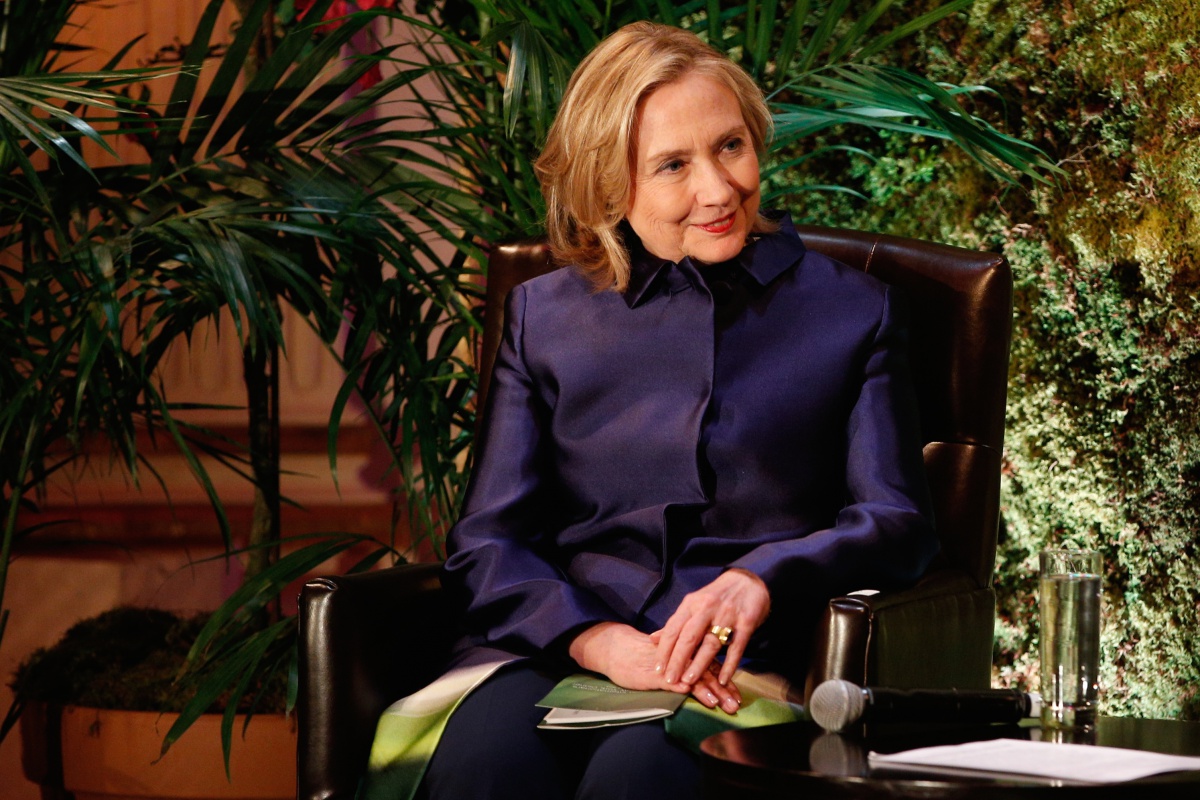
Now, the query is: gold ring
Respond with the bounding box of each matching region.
[709,625,733,646]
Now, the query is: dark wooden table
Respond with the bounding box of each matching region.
[700,716,1200,798]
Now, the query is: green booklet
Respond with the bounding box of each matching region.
[535,673,688,729]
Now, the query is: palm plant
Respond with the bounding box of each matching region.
[4,0,1059,762]
[2,0,484,748]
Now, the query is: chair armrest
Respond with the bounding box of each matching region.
[297,562,454,800]
[803,568,995,704]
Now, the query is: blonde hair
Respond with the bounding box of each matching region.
[534,22,775,292]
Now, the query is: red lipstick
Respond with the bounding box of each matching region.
[698,213,735,233]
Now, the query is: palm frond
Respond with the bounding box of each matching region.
[0,70,164,174]
[773,64,1063,184]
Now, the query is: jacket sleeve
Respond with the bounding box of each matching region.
[442,283,621,656]
[728,284,938,604]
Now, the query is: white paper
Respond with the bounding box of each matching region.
[868,738,1200,784]
[538,706,675,729]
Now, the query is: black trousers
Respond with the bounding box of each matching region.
[415,663,702,800]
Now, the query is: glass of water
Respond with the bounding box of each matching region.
[1038,548,1102,729]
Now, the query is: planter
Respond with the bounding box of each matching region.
[21,703,296,800]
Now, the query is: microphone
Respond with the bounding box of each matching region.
[809,679,1042,732]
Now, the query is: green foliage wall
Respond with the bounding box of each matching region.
[784,0,1200,719]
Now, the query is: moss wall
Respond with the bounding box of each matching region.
[780,0,1200,719]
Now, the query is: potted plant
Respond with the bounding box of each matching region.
[10,608,301,799]
[3,0,1058,794]
[2,0,485,794]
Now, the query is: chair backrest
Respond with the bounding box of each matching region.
[478,228,1012,590]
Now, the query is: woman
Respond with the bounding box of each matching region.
[417,20,936,800]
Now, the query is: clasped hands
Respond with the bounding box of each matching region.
[567,569,770,715]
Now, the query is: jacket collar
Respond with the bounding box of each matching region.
[621,211,806,308]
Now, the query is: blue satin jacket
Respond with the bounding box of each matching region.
[443,215,937,678]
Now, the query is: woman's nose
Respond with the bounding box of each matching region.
[694,159,736,205]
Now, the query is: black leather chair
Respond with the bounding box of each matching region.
[296,227,1012,800]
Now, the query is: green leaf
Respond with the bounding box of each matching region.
[772,0,811,87]
[797,0,851,75]
[857,0,975,61]
[827,0,896,63]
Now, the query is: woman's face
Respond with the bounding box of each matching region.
[626,71,761,266]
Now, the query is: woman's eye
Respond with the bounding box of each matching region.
[659,160,684,174]
[723,138,744,153]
